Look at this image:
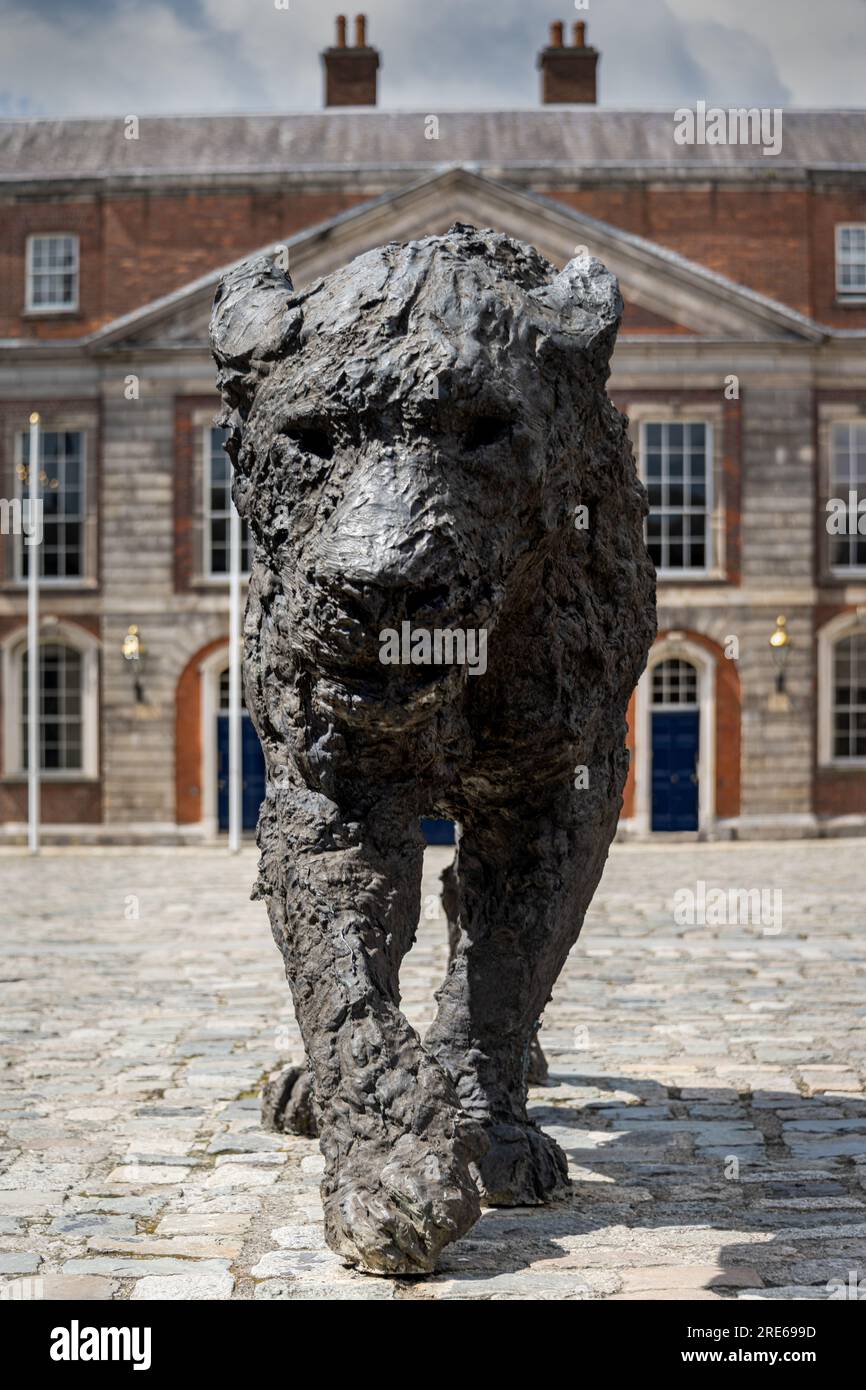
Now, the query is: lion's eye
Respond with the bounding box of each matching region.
[465,417,511,451]
[286,426,334,460]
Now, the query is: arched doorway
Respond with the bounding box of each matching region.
[633,636,719,836]
[649,658,700,831]
[196,647,265,836]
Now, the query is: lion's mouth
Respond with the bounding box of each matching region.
[291,575,496,680]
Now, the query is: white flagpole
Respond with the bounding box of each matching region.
[27,412,41,856]
[228,494,242,854]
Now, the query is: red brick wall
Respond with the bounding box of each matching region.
[546,186,866,327]
[0,780,101,824]
[0,189,369,339]
[809,190,866,328]
[0,200,101,340]
[4,182,866,338]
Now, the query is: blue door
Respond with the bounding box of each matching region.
[217,716,266,832]
[651,710,699,832]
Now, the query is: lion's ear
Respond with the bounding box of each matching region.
[531,252,623,374]
[210,255,302,417]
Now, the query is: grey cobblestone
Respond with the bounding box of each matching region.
[0,839,864,1300]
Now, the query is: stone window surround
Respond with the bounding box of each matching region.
[1,620,99,781]
[189,408,251,586]
[819,401,866,582]
[626,399,726,583]
[817,610,866,770]
[3,410,98,590]
[835,223,866,303]
[24,232,80,315]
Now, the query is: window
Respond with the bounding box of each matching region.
[16,430,86,581]
[643,421,711,574]
[651,659,699,708]
[836,225,866,298]
[21,643,83,772]
[26,234,79,311]
[218,668,247,712]
[828,421,866,572]
[2,626,98,779]
[206,427,250,577]
[833,634,866,762]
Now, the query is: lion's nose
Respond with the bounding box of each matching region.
[315,503,420,585]
[311,470,449,592]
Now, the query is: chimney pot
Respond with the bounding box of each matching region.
[538,20,599,103]
[322,14,379,106]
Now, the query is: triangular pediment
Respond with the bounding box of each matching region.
[86,165,824,352]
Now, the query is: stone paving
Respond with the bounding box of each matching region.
[0,839,864,1302]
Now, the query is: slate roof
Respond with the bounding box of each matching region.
[1,109,865,182]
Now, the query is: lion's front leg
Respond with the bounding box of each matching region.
[257,784,486,1275]
[426,763,624,1206]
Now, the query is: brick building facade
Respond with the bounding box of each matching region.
[1,33,865,842]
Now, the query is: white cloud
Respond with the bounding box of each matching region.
[0,2,240,116]
[0,0,862,117]
[666,0,866,105]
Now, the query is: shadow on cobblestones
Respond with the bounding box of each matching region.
[451,1072,866,1300]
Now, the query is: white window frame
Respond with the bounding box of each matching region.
[826,418,866,578]
[13,426,88,586]
[2,623,99,780]
[650,658,700,710]
[25,233,80,313]
[818,613,866,769]
[638,417,716,579]
[202,423,250,582]
[836,224,866,300]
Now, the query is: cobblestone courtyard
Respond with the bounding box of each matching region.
[1,839,864,1301]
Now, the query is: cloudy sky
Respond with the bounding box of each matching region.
[0,0,864,118]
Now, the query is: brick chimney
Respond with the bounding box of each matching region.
[538,20,599,104]
[322,15,380,107]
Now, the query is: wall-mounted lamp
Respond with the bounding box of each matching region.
[122,624,146,703]
[769,614,790,692]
